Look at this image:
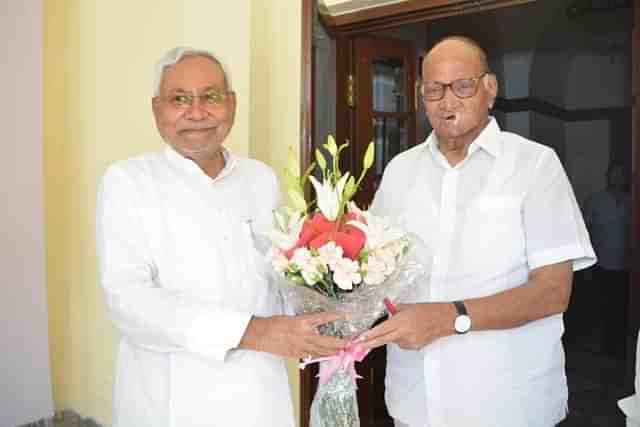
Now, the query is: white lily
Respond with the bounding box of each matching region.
[348,211,404,251]
[308,173,350,221]
[267,210,305,251]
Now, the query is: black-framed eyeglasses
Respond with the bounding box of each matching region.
[157,89,229,108]
[420,72,489,101]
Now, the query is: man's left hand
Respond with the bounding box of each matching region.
[359,302,456,351]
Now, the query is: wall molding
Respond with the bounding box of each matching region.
[494,96,631,121]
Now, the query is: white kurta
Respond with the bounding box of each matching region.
[96,146,295,427]
[371,119,596,427]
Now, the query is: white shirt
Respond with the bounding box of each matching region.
[96,146,295,427]
[583,189,631,271]
[371,119,596,427]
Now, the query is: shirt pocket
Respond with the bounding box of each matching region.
[460,195,526,273]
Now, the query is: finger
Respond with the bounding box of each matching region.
[358,322,399,350]
[360,320,395,343]
[394,303,408,312]
[360,330,398,351]
[306,311,343,326]
[308,336,347,354]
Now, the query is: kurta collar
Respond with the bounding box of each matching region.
[164,144,237,183]
[425,117,502,166]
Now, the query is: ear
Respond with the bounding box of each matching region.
[227,91,237,122]
[152,96,160,116]
[484,73,498,109]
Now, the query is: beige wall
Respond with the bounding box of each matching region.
[250,2,303,423]
[44,1,301,425]
[1,1,54,425]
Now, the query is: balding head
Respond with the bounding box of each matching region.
[419,35,498,156]
[423,36,489,80]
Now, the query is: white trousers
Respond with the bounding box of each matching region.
[628,418,640,427]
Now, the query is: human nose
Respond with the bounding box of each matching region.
[184,96,209,120]
[439,84,459,109]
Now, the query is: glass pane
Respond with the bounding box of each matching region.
[372,117,408,186]
[372,57,406,113]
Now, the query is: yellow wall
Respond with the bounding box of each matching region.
[44,1,301,425]
[250,2,303,424]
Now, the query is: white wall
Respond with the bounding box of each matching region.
[0,1,54,425]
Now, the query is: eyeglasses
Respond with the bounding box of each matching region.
[157,89,229,108]
[420,72,488,101]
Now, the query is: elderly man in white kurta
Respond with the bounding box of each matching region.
[361,36,596,427]
[97,47,346,427]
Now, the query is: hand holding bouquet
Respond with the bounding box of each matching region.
[257,136,428,427]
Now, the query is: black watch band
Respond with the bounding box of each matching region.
[453,300,471,334]
[453,300,468,316]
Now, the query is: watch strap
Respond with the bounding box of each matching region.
[453,300,468,316]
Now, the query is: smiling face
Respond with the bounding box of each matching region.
[422,39,497,151]
[152,55,236,174]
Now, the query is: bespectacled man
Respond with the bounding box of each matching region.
[97,47,346,427]
[362,36,596,427]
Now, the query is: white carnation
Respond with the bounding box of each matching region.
[332,257,362,291]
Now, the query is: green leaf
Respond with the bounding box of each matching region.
[343,175,357,201]
[315,149,327,173]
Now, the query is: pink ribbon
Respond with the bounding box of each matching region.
[298,338,370,387]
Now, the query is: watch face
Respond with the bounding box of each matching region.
[455,315,471,333]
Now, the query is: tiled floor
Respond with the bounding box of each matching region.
[561,271,635,427]
[559,345,631,426]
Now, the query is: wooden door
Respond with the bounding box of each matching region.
[340,35,418,207]
[307,35,418,427]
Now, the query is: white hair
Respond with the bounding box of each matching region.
[153,46,233,96]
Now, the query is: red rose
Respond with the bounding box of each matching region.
[285,212,366,260]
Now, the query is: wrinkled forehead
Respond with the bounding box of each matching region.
[423,41,485,79]
[160,56,227,93]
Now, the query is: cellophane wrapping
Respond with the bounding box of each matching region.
[274,234,429,427]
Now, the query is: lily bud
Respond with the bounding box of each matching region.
[325,134,338,156]
[315,148,327,173]
[363,141,375,171]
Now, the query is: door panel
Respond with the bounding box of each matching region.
[347,35,418,427]
[352,36,417,207]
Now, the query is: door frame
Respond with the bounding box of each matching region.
[299,0,640,424]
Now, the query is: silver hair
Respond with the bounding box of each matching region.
[153,46,233,96]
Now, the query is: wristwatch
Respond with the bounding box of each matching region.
[453,300,471,334]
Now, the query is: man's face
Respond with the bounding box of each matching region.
[422,41,497,144]
[152,55,236,160]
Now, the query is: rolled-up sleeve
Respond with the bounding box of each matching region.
[96,165,251,362]
[522,149,596,272]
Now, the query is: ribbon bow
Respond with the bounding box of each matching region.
[299,338,370,387]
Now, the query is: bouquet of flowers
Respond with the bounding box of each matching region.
[256,136,428,427]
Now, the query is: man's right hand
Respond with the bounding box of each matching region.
[238,312,347,359]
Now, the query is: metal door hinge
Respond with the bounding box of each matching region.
[347,74,355,108]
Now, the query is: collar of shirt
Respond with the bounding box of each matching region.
[164,144,237,184]
[425,117,502,169]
